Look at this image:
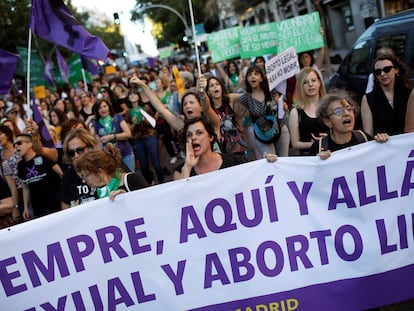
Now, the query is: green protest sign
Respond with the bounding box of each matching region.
[15,47,48,90]
[68,54,91,87]
[159,47,173,59]
[207,27,240,63]
[276,12,323,53]
[239,23,278,59]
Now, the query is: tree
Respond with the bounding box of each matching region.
[0,0,32,53]
[0,0,120,55]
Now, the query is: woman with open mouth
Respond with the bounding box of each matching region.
[310,89,389,159]
[173,117,244,180]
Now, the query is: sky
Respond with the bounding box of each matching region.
[71,0,158,58]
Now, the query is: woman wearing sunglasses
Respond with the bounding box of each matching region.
[60,128,100,209]
[361,54,414,136]
[310,90,389,159]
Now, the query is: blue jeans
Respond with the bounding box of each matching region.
[135,135,165,183]
[122,153,136,173]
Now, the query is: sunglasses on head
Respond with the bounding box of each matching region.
[374,66,394,76]
[67,146,87,157]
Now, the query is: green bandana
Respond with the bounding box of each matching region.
[97,177,120,198]
[99,115,113,134]
[130,107,143,124]
[229,74,238,87]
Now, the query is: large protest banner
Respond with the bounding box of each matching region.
[277,12,324,54]
[207,27,241,63]
[239,23,278,59]
[1,134,414,310]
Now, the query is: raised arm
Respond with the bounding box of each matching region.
[129,76,184,131]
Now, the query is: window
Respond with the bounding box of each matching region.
[348,40,370,75]
[375,34,407,60]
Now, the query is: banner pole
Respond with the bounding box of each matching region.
[27,29,33,119]
[81,68,88,92]
[187,0,201,76]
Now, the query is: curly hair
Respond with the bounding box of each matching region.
[73,143,121,176]
[318,88,359,120]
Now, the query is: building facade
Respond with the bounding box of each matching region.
[234,0,414,51]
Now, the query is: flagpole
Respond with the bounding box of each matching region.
[187,0,201,76]
[27,29,33,119]
[81,68,88,92]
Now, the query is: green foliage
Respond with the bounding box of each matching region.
[0,0,121,55]
[0,0,32,53]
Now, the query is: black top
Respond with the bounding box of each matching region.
[309,130,372,155]
[0,176,11,200]
[18,155,61,217]
[297,108,329,155]
[119,172,149,192]
[59,166,97,207]
[366,80,411,135]
[174,153,243,177]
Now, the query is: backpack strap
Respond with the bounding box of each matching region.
[353,130,369,143]
[318,136,328,153]
[123,173,131,192]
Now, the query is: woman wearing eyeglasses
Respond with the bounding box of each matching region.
[309,89,389,159]
[361,54,414,136]
[60,128,100,209]
[74,143,148,201]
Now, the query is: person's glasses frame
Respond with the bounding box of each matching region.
[328,106,355,117]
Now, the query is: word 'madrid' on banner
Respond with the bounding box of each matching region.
[277,12,323,54]
[207,27,241,63]
[266,47,300,91]
[1,134,414,310]
[239,23,278,59]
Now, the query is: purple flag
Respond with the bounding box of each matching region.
[32,96,55,148]
[81,55,99,75]
[44,56,55,86]
[0,48,20,95]
[56,49,69,83]
[30,0,109,61]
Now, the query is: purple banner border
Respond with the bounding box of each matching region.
[190,264,414,311]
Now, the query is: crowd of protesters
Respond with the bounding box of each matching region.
[0,46,413,231]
